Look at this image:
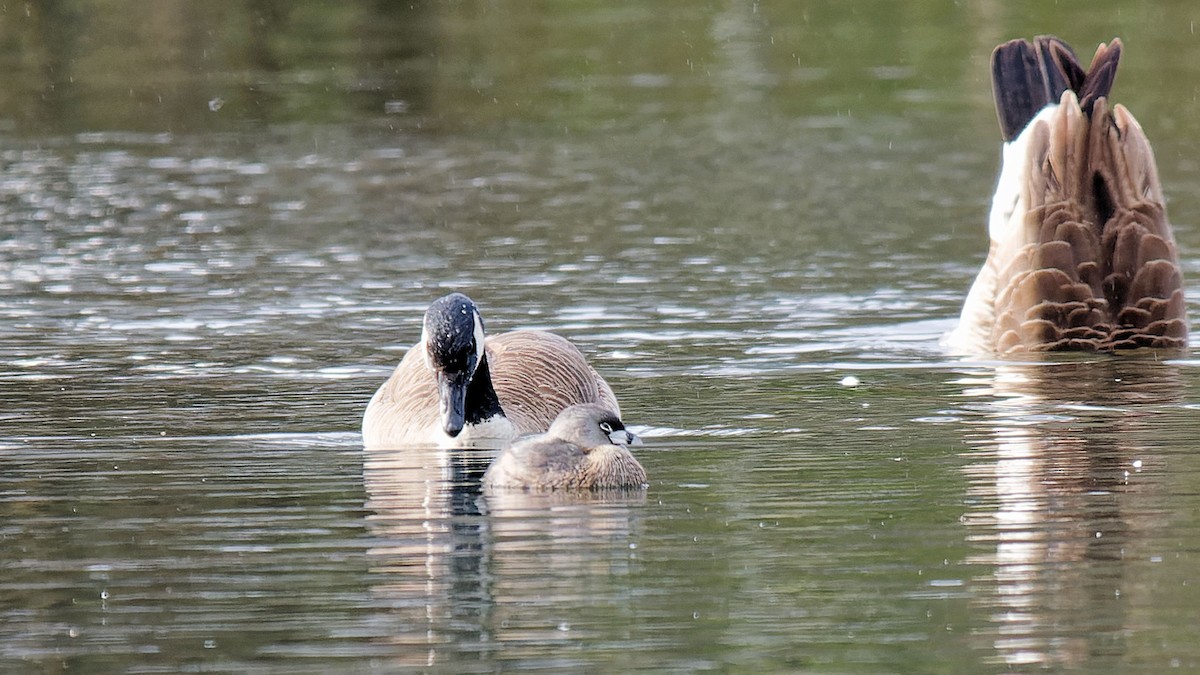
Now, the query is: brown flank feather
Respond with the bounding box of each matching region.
[957,36,1186,353]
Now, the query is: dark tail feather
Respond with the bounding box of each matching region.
[991,35,1121,141]
[992,39,1051,142]
[1038,35,1085,95]
[1078,39,1122,115]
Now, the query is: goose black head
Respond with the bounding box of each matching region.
[422,292,486,437]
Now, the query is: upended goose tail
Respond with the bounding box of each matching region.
[950,36,1186,354]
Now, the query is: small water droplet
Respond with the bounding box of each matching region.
[840,375,860,387]
[208,98,225,112]
[692,611,700,620]
[557,622,570,632]
[203,639,216,649]
[100,591,108,600]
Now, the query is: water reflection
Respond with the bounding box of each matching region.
[958,358,1181,670]
[362,446,645,670]
[362,446,493,668]
[476,488,646,666]
[4,0,1200,670]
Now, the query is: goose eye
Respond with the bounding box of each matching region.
[599,421,614,433]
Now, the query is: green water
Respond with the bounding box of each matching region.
[3,1,1200,672]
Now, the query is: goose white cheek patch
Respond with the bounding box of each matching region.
[420,325,433,370]
[472,312,486,363]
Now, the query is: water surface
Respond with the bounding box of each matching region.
[4,1,1200,672]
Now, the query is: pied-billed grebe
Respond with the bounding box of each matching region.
[482,403,646,490]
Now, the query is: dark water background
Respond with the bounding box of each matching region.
[4,1,1200,672]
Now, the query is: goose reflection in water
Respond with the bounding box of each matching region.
[362,445,494,669]
[362,443,645,670]
[956,358,1182,670]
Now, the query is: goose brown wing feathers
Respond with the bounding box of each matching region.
[991,93,1185,352]
[955,36,1186,354]
[486,330,619,434]
[361,346,441,447]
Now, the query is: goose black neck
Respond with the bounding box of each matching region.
[464,354,504,425]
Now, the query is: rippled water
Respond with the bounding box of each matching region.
[5,2,1200,672]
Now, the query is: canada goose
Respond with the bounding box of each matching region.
[948,36,1187,354]
[361,293,620,448]
[482,403,646,490]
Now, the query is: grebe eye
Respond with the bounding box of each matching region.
[599,422,614,433]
